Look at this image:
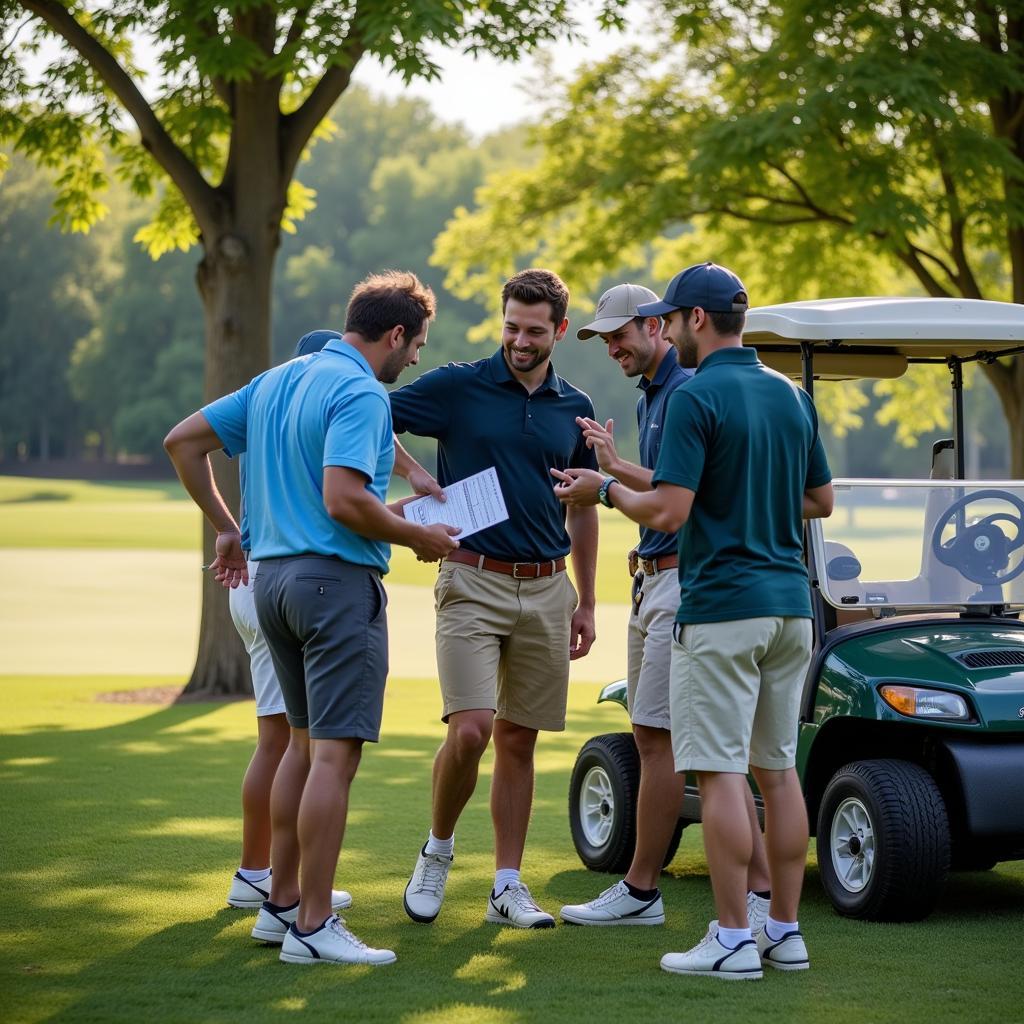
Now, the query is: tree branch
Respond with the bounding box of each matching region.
[280,11,365,182]
[893,246,954,297]
[18,0,220,237]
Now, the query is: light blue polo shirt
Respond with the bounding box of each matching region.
[202,338,395,573]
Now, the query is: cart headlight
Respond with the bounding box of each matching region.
[879,684,971,721]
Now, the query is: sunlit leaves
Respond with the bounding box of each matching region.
[280,178,316,234]
[132,187,198,257]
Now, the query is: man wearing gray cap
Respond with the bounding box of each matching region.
[559,284,771,929]
[553,262,833,979]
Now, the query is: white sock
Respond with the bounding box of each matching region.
[765,915,798,941]
[237,866,271,882]
[716,925,752,949]
[494,868,520,893]
[424,830,454,858]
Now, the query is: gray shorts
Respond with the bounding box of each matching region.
[253,555,389,741]
[626,567,677,730]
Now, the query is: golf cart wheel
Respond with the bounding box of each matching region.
[817,759,950,922]
[569,733,640,873]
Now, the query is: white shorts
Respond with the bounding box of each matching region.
[228,560,287,717]
[626,567,677,730]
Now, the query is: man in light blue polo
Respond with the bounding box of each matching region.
[552,262,833,980]
[165,271,460,967]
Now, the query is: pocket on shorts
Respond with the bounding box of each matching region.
[367,573,388,624]
[565,573,579,612]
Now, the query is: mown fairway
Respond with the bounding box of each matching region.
[1,477,1021,1024]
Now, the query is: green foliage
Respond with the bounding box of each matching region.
[432,3,1024,460]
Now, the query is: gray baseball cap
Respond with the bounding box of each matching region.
[576,283,661,340]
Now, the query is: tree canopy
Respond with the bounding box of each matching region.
[434,0,1024,471]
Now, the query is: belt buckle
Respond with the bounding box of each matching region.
[642,558,655,575]
[512,561,534,579]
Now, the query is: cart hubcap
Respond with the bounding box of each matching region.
[830,796,875,893]
[579,765,616,847]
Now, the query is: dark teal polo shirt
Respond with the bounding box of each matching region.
[636,350,693,559]
[652,347,832,624]
[389,349,598,562]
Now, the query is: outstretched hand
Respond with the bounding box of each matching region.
[551,466,605,506]
[412,523,461,562]
[408,466,445,502]
[576,416,618,474]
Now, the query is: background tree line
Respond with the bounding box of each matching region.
[0,86,1011,481]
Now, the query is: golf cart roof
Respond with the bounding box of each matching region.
[743,297,1024,379]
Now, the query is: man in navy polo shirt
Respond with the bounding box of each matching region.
[558,283,771,930]
[552,262,833,979]
[165,271,459,966]
[392,268,599,929]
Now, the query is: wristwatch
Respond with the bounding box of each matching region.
[598,476,619,508]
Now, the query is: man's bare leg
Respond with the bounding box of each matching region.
[491,719,538,870]
[240,713,290,869]
[625,725,685,890]
[430,709,494,840]
[697,771,754,929]
[268,728,309,907]
[750,766,807,923]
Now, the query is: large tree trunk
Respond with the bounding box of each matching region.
[982,358,1024,478]
[180,225,278,699]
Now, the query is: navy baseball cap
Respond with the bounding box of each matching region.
[636,262,748,317]
[294,328,341,357]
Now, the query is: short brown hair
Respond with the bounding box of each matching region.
[345,270,436,342]
[501,268,569,326]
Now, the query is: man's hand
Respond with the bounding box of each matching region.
[569,604,596,660]
[409,466,445,501]
[576,416,619,475]
[411,523,461,562]
[210,530,248,588]
[627,548,639,577]
[551,466,605,506]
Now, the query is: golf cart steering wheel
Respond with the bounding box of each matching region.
[929,488,1024,586]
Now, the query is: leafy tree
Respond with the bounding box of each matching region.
[434,2,1024,474]
[1,0,622,696]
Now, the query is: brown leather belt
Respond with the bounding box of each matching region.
[446,548,566,579]
[640,554,679,575]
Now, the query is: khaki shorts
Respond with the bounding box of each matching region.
[434,561,577,731]
[626,567,678,730]
[670,616,812,774]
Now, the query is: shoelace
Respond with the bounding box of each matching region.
[507,884,542,912]
[590,882,629,908]
[412,855,449,897]
[327,915,367,950]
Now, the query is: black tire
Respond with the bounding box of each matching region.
[817,759,950,921]
[950,843,998,872]
[569,733,640,873]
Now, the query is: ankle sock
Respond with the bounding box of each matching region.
[425,830,454,858]
[494,868,520,893]
[237,866,271,883]
[751,889,771,901]
[765,915,798,941]
[624,880,659,901]
[716,925,753,949]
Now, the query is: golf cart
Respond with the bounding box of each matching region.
[568,297,1024,921]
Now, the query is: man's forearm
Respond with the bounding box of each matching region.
[393,436,424,479]
[606,482,680,534]
[328,488,425,546]
[566,505,598,608]
[605,459,654,492]
[168,447,238,537]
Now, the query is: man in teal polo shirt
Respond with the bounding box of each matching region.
[552,262,833,980]
[165,271,459,967]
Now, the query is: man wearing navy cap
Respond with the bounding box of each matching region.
[559,283,771,930]
[553,262,833,979]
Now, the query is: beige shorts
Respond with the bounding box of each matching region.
[626,567,678,730]
[670,616,812,774]
[434,561,577,731]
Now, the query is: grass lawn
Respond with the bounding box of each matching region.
[3,674,1022,1024]
[2,475,1022,1022]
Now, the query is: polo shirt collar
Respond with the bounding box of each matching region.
[696,346,759,374]
[638,348,678,393]
[488,347,564,395]
[323,337,374,377]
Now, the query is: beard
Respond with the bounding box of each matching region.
[379,345,413,384]
[676,335,698,369]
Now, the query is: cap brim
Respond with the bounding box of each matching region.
[576,314,636,340]
[636,299,678,318]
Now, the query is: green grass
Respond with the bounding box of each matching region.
[3,674,1021,1024]
[3,475,1022,1022]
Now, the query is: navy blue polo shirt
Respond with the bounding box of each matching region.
[389,349,598,561]
[636,350,693,559]
[652,347,832,624]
